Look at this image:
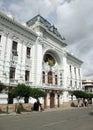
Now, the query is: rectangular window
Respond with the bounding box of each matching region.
[60,80,63,86]
[12,41,17,51]
[25,70,30,81]
[74,67,76,74]
[78,69,81,76]
[70,65,71,72]
[79,82,81,88]
[12,41,18,56]
[42,71,45,83]
[70,80,72,87]
[0,35,1,42]
[70,65,72,78]
[60,73,63,86]
[74,67,77,79]
[26,47,31,58]
[55,75,58,85]
[10,67,15,79]
[75,81,77,88]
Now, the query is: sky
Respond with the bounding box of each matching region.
[0,0,93,80]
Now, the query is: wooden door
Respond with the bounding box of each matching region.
[50,92,55,108]
[44,96,47,109]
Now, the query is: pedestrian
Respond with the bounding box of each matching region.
[84,99,88,107]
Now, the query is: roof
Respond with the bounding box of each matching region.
[66,51,83,65]
[0,10,37,40]
[26,14,65,42]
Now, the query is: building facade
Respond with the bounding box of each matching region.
[82,80,93,93]
[0,11,83,108]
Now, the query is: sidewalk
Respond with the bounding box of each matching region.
[0,105,93,116]
[0,107,71,116]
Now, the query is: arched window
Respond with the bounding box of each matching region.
[48,71,53,84]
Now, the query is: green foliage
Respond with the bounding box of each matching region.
[30,88,46,100]
[73,90,86,98]
[73,90,93,99]
[87,93,93,98]
[11,84,31,98]
[8,91,14,98]
[11,84,46,100]
[0,82,5,92]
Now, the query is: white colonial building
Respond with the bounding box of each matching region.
[0,11,83,108]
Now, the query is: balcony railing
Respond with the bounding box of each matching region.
[10,79,18,86]
[25,81,33,86]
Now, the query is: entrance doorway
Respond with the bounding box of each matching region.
[57,94,60,107]
[50,92,55,108]
[44,96,47,109]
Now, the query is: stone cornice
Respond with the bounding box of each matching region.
[0,26,34,46]
[66,51,83,66]
[0,11,37,42]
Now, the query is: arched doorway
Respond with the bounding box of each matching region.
[50,92,55,108]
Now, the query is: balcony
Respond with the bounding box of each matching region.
[25,81,33,86]
[10,51,18,65]
[12,50,18,56]
[42,84,63,91]
[10,79,18,86]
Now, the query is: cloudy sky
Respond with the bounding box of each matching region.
[0,0,93,80]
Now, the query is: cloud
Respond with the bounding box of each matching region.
[56,0,93,80]
[56,0,93,42]
[0,0,93,80]
[0,0,64,21]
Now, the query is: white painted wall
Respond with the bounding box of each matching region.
[0,93,8,104]
[0,12,83,106]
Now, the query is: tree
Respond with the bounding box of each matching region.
[72,90,86,107]
[30,88,46,100]
[10,84,31,113]
[73,90,87,99]
[72,90,93,107]
[0,82,5,92]
[11,84,31,102]
[30,88,46,111]
[11,85,46,102]
[73,90,93,99]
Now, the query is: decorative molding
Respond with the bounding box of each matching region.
[0,14,37,43]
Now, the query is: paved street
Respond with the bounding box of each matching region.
[0,107,93,130]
